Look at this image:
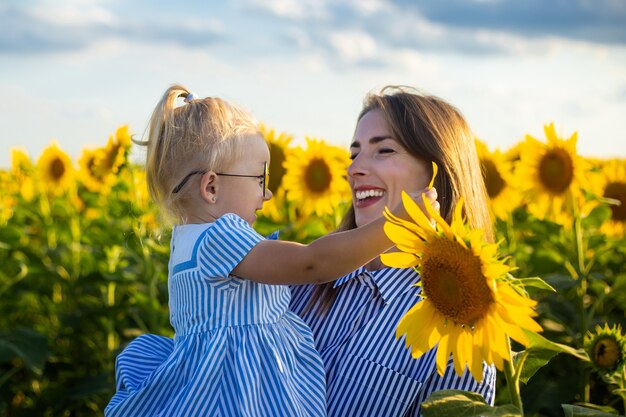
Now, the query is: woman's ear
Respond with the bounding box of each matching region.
[199,171,219,204]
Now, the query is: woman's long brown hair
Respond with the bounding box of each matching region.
[304,85,493,315]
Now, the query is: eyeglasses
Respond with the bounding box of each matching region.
[172,162,268,197]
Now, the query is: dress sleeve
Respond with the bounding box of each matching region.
[198,213,265,279]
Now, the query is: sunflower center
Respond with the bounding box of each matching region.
[305,158,332,193]
[268,143,286,192]
[421,237,494,325]
[604,182,626,221]
[481,158,506,199]
[538,148,574,194]
[594,337,620,370]
[50,157,66,181]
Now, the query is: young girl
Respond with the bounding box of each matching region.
[105,84,438,417]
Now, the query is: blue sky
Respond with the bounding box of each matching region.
[1,0,625,168]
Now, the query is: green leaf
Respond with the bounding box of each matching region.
[0,328,49,375]
[562,404,619,416]
[514,277,556,292]
[581,205,612,229]
[525,330,589,361]
[66,373,114,399]
[514,330,589,384]
[421,390,521,417]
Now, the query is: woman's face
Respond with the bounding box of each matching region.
[348,109,431,227]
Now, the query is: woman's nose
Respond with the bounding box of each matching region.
[348,154,368,178]
[264,188,273,201]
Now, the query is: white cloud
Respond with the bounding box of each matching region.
[329,30,377,63]
[244,0,329,20]
[345,0,390,15]
[27,0,114,25]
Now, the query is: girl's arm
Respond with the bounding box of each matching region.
[232,188,437,285]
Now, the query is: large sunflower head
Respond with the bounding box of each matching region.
[36,141,75,195]
[382,178,541,382]
[282,137,351,217]
[259,124,293,221]
[475,139,519,219]
[515,123,588,220]
[584,323,626,375]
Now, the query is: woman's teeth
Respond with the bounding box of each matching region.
[356,189,384,200]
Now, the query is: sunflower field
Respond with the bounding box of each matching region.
[0,122,625,416]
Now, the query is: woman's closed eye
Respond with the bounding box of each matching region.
[378,148,395,155]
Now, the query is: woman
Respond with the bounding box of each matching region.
[290,86,496,416]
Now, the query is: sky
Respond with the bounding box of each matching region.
[1,0,625,168]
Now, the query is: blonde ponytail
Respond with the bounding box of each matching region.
[137,84,260,221]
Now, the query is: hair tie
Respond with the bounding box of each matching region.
[184,92,197,103]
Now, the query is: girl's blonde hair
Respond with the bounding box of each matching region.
[136,84,260,221]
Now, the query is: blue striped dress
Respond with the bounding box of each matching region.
[105,213,326,417]
[290,267,496,417]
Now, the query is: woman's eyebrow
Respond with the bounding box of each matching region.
[350,136,393,148]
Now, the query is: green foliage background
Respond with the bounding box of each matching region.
[0,126,625,416]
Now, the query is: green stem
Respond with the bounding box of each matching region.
[504,338,524,415]
[513,350,529,389]
[621,368,626,414]
[574,214,590,402]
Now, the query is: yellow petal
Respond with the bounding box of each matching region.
[435,333,451,377]
[448,330,465,377]
[380,252,419,268]
[384,207,431,239]
[401,191,439,235]
[428,161,438,188]
[492,306,530,346]
[384,221,422,248]
[420,192,453,237]
[470,326,486,383]
[397,302,438,356]
[497,284,538,308]
[485,314,510,362]
[455,327,471,374]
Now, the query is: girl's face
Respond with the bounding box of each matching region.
[214,135,272,225]
[348,109,430,227]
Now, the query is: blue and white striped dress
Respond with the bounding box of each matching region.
[290,267,496,417]
[105,213,326,417]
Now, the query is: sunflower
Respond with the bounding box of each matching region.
[78,147,116,193]
[515,123,589,220]
[584,323,626,374]
[504,141,523,164]
[11,148,35,201]
[0,171,17,225]
[96,125,132,177]
[282,137,350,217]
[259,124,293,221]
[597,159,626,237]
[36,141,75,194]
[382,189,542,382]
[475,139,520,219]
